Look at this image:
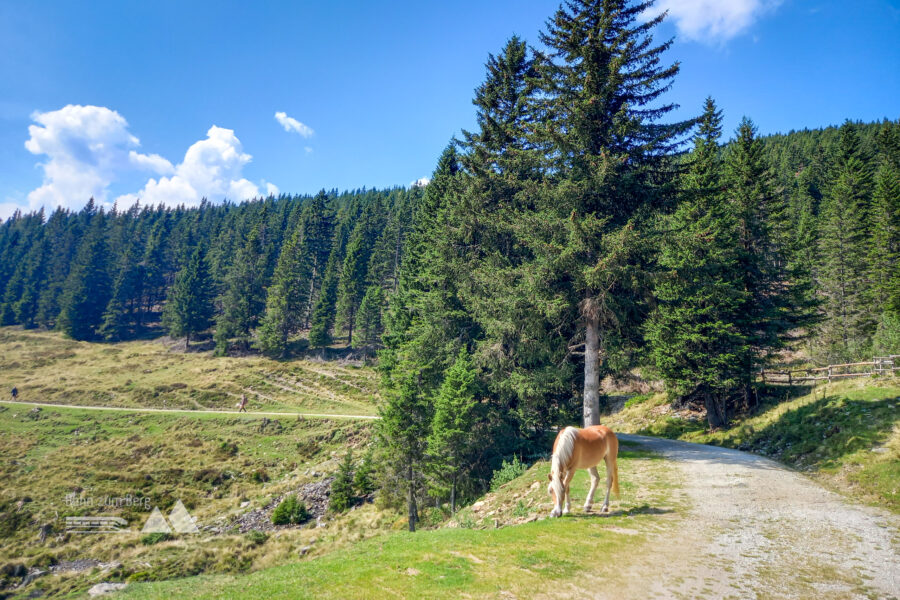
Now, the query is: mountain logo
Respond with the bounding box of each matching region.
[140,500,199,534]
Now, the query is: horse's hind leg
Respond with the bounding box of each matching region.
[583,466,600,512]
[600,456,613,513]
[562,470,575,515]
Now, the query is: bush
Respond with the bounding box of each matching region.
[625,393,653,409]
[251,468,269,483]
[140,532,172,545]
[245,530,268,545]
[271,495,309,525]
[0,501,30,537]
[490,456,527,491]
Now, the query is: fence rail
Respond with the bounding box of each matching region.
[760,355,900,385]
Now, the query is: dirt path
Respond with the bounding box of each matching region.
[0,400,379,420]
[613,434,899,600]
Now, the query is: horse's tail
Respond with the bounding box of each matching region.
[607,429,620,498]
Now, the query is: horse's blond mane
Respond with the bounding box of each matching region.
[549,426,578,502]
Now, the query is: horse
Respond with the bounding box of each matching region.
[547,425,620,517]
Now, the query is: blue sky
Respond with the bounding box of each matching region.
[1,0,898,219]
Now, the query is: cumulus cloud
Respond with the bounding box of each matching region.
[265,182,280,197]
[119,126,264,208]
[410,177,430,188]
[275,111,314,137]
[643,0,783,43]
[24,104,174,211]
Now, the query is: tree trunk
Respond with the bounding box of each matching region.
[185,332,190,349]
[450,476,456,515]
[347,310,354,348]
[704,390,727,429]
[407,464,417,532]
[583,309,601,427]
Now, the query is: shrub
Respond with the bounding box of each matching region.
[245,530,268,545]
[490,456,527,491]
[251,468,269,483]
[271,495,309,525]
[624,393,653,409]
[140,532,172,545]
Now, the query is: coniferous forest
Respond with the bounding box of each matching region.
[1,1,897,530]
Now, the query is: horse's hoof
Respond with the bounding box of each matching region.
[550,509,561,518]
[583,505,592,512]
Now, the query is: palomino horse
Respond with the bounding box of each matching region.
[548,425,619,517]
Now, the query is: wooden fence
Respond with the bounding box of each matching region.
[760,355,900,386]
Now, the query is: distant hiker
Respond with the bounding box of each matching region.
[10,387,18,400]
[237,393,248,413]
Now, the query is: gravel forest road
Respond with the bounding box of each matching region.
[611,434,899,600]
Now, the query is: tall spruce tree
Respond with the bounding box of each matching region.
[336,202,381,347]
[215,225,269,353]
[57,211,112,340]
[724,117,796,390]
[817,121,874,360]
[870,123,900,351]
[530,0,693,426]
[162,245,215,346]
[309,212,352,349]
[646,98,750,427]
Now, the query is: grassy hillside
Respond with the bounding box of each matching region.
[0,327,389,598]
[604,379,900,512]
[0,328,378,415]
[0,402,392,598]
[120,442,682,600]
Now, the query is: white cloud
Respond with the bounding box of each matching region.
[119,126,264,208]
[275,111,314,137]
[265,182,280,197]
[410,177,430,188]
[0,202,23,221]
[643,0,783,43]
[24,104,174,211]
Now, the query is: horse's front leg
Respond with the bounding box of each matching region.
[562,470,575,515]
[584,466,600,512]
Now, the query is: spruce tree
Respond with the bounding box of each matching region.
[309,214,352,349]
[817,121,874,360]
[355,285,384,360]
[329,451,355,513]
[870,124,900,352]
[337,202,383,347]
[426,348,479,513]
[58,213,112,340]
[215,226,268,353]
[724,117,797,388]
[529,0,692,426]
[162,245,215,346]
[646,98,750,427]
[257,227,313,357]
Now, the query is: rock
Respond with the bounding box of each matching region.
[529,481,540,490]
[240,501,250,508]
[21,568,46,586]
[298,545,312,556]
[88,583,128,596]
[471,501,485,511]
[405,568,421,576]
